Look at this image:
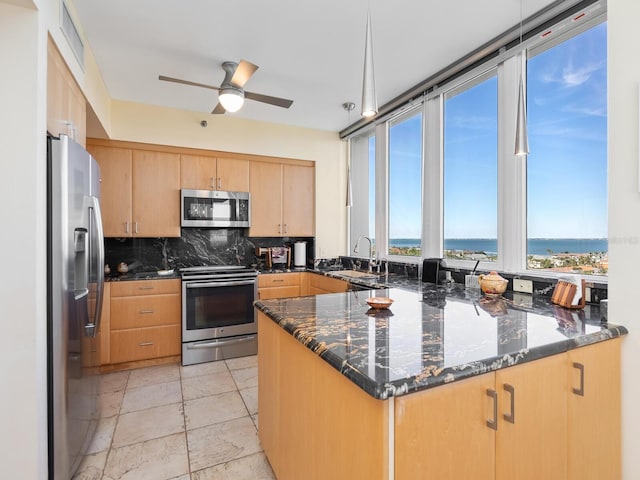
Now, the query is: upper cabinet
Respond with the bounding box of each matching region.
[47,37,86,146]
[180,154,249,192]
[249,161,315,237]
[87,142,181,237]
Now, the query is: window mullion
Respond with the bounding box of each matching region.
[375,122,388,258]
[423,95,443,259]
[498,53,527,273]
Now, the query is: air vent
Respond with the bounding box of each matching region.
[61,1,84,70]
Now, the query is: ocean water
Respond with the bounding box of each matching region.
[389,238,608,255]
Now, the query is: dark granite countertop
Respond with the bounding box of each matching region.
[254,282,627,400]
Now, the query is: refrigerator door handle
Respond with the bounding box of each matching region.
[88,195,105,339]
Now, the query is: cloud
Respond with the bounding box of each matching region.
[561,61,603,87]
[562,104,606,117]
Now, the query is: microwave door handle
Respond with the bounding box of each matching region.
[186,280,256,289]
[87,196,105,338]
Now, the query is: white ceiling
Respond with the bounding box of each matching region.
[72,0,559,133]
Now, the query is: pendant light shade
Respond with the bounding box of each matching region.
[514,66,529,156]
[361,11,378,118]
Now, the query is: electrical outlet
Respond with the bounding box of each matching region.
[513,279,533,294]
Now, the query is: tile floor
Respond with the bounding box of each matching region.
[73,355,275,480]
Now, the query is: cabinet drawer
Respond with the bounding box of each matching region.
[111,294,180,329]
[110,325,181,364]
[259,286,300,300]
[258,273,300,288]
[111,278,180,297]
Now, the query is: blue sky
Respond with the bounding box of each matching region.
[384,22,607,240]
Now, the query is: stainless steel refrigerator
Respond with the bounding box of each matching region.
[47,134,105,479]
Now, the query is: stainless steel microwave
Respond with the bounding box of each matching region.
[181,189,251,228]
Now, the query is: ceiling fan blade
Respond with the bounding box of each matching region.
[211,103,226,115]
[159,75,220,91]
[245,91,293,109]
[231,60,258,88]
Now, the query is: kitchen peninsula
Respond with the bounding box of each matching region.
[254,284,627,480]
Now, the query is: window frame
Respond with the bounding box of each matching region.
[347,9,608,283]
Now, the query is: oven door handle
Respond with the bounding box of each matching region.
[185,280,256,289]
[186,335,257,349]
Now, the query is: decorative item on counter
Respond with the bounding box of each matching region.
[366,297,393,309]
[117,262,129,273]
[551,276,586,309]
[104,264,111,275]
[477,271,508,296]
[157,269,174,276]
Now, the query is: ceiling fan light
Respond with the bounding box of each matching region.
[219,87,245,113]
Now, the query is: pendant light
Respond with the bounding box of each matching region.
[361,10,378,118]
[515,0,529,156]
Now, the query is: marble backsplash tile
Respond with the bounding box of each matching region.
[104,229,314,273]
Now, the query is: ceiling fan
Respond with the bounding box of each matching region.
[159,59,293,114]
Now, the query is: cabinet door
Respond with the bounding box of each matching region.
[249,162,283,236]
[496,353,567,480]
[88,145,133,237]
[99,283,111,365]
[132,150,181,237]
[283,164,315,236]
[217,157,249,192]
[567,339,621,480]
[258,314,281,476]
[395,373,496,480]
[180,154,217,190]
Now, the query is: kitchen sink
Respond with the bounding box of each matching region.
[331,270,382,280]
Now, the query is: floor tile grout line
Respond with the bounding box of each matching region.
[180,361,195,477]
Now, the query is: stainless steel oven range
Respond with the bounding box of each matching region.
[180,265,258,366]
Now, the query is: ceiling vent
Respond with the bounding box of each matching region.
[61,1,84,70]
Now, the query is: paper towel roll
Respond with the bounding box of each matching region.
[294,242,306,267]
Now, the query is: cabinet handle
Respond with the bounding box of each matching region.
[278,224,282,234]
[573,362,585,396]
[486,389,498,430]
[125,221,130,234]
[211,176,215,189]
[284,223,288,234]
[504,384,515,424]
[134,222,139,234]
[217,177,222,190]
[138,342,154,346]
[139,310,154,314]
[272,279,284,283]
[138,286,155,290]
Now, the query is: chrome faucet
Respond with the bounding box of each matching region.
[353,236,377,273]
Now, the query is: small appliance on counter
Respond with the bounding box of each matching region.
[293,241,307,267]
[255,246,291,270]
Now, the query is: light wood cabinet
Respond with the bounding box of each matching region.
[495,353,567,480]
[108,279,181,365]
[87,145,133,237]
[132,150,181,237]
[99,282,111,366]
[180,154,249,192]
[395,353,567,480]
[86,143,181,237]
[47,37,86,146]
[249,161,315,237]
[567,338,621,480]
[258,272,301,300]
[306,272,349,295]
[395,373,496,480]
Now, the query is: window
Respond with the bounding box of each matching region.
[444,73,498,263]
[388,111,423,257]
[526,22,607,276]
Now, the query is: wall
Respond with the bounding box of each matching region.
[608,0,640,477]
[104,100,347,258]
[0,1,48,478]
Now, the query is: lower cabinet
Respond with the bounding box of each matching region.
[567,338,621,480]
[108,279,181,365]
[305,272,349,294]
[394,339,622,480]
[258,273,301,300]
